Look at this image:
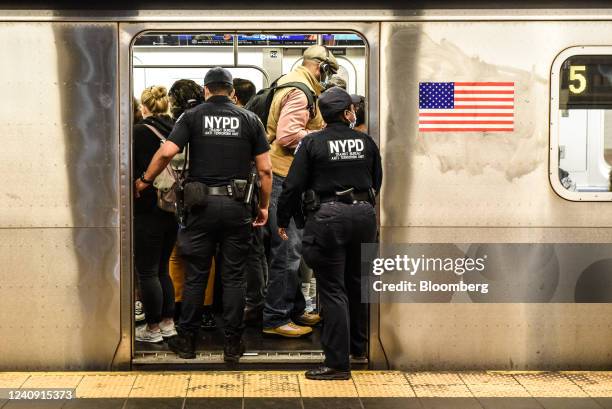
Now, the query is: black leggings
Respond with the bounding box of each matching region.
[134,207,178,325]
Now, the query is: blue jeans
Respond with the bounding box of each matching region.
[245,226,268,309]
[263,175,306,328]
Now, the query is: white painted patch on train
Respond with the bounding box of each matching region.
[328,138,365,161]
[202,115,241,137]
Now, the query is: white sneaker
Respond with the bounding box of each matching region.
[159,321,178,338]
[135,301,145,322]
[135,324,163,343]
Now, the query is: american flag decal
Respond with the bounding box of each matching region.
[418,82,514,132]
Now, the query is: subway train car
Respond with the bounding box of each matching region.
[3,3,612,371]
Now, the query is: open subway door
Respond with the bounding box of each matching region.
[115,22,382,369]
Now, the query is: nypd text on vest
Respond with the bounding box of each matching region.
[327,138,365,161]
[203,115,241,137]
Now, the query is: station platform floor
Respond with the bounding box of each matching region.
[2,370,612,409]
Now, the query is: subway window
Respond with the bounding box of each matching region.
[551,48,612,200]
[132,32,367,97]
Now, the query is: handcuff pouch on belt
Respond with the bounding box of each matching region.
[183,181,208,210]
[302,189,321,214]
[230,179,248,202]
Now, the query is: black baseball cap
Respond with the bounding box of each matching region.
[350,94,364,104]
[318,86,354,122]
[204,67,233,86]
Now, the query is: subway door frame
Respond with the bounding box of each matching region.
[114,19,384,369]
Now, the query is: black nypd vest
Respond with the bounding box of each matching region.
[304,122,376,195]
[187,96,261,187]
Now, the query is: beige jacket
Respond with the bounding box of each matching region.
[266,65,324,177]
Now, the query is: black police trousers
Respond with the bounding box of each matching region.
[245,226,268,310]
[176,195,252,337]
[302,201,377,370]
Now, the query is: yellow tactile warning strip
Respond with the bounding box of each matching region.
[3,371,612,398]
[460,372,531,398]
[353,371,415,397]
[20,374,83,389]
[513,372,589,398]
[244,372,300,398]
[187,372,243,397]
[75,374,137,398]
[128,373,189,398]
[406,372,473,397]
[0,373,29,389]
[565,371,612,398]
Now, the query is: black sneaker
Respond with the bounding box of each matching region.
[305,366,351,380]
[224,335,245,363]
[201,308,216,331]
[167,330,196,359]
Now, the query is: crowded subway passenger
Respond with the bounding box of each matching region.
[261,45,338,338]
[132,34,374,376]
[133,86,179,343]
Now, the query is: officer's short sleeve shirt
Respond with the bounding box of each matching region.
[248,115,270,157]
[167,111,192,150]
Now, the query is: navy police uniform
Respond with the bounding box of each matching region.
[277,87,382,378]
[167,68,269,359]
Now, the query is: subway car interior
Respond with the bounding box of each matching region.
[131,31,368,367]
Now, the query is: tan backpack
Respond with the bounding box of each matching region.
[143,124,188,213]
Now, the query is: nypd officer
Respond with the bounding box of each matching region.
[135,67,273,362]
[277,87,382,380]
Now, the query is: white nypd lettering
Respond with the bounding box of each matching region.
[328,137,365,161]
[202,115,241,137]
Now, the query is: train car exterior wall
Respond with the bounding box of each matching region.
[380,21,612,370]
[0,22,120,370]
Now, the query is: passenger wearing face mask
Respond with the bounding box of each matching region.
[350,94,367,133]
[262,45,339,338]
[276,87,382,380]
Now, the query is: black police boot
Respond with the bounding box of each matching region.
[223,334,245,363]
[167,329,196,359]
[305,366,351,381]
[350,348,367,361]
[243,304,263,325]
[201,306,216,331]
